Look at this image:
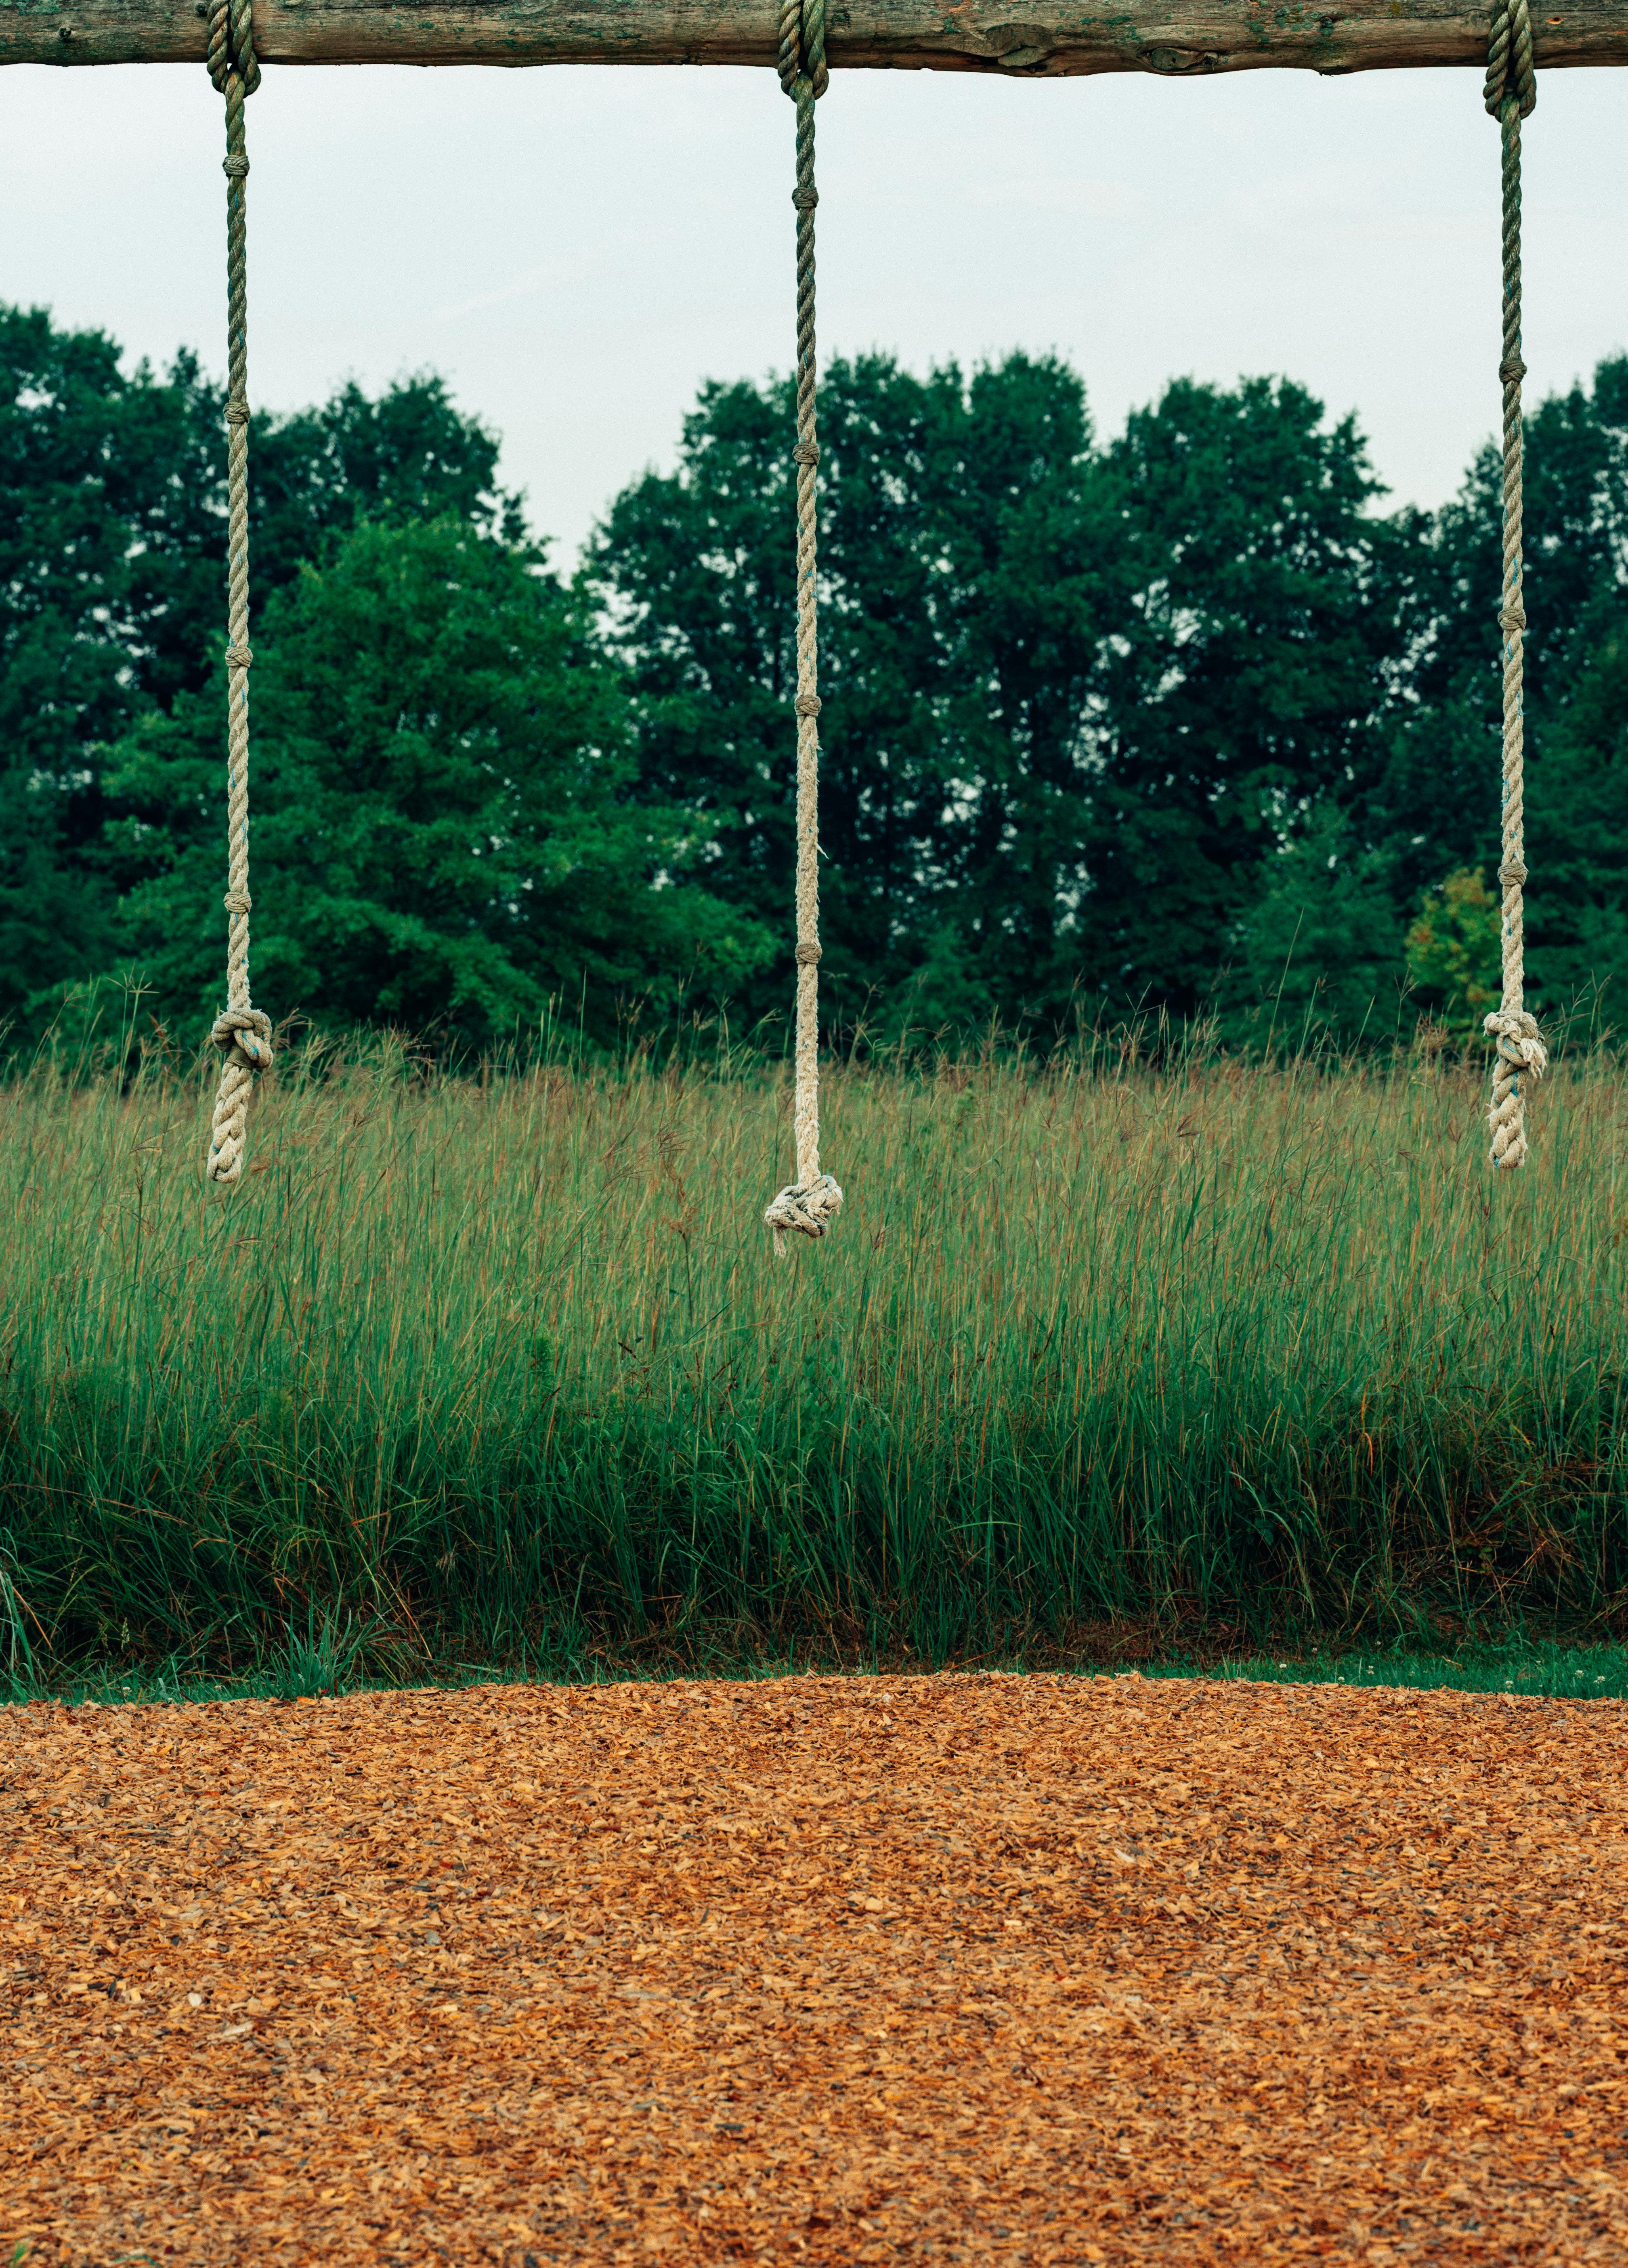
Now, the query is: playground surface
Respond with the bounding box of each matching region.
[2,1671,1624,2264]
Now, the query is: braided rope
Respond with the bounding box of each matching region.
[204,0,273,1186]
[1481,0,1545,1168]
[764,0,842,1257]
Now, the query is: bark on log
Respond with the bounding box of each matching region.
[5,0,1628,76]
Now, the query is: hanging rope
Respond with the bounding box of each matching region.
[763,0,843,1259]
[204,0,273,1186]
[1481,0,1546,1169]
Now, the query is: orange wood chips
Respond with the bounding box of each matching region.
[4,1673,1626,2262]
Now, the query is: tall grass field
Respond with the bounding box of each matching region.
[2,1032,1625,1688]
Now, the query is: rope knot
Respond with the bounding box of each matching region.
[791,440,820,466]
[222,890,252,917]
[778,0,829,99]
[211,1006,274,1075]
[1483,1006,1547,1076]
[224,642,252,667]
[1498,604,1526,636]
[1485,1004,1545,1170]
[1498,856,1528,887]
[222,153,250,178]
[206,0,261,96]
[207,1007,273,1186]
[224,402,252,426]
[1484,0,1536,120]
[795,692,822,718]
[1499,354,1527,386]
[791,185,820,210]
[764,1174,843,1257]
[794,942,822,965]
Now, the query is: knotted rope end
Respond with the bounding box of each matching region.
[206,1008,273,1185]
[1483,1005,1546,1170]
[764,1173,844,1258]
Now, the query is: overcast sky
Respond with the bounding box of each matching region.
[2,59,1623,568]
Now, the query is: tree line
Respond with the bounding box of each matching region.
[4,300,1625,1055]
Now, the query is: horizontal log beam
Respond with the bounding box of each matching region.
[5,0,1628,76]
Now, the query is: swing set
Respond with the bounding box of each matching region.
[3,0,1607,1218]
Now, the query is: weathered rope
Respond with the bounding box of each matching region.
[204,0,273,1186]
[764,0,843,1257]
[1481,0,1545,1169]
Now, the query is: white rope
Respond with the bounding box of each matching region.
[763,0,842,1259]
[205,0,273,1186]
[1481,0,1546,1169]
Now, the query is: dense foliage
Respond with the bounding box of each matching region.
[105,518,769,1041]
[590,352,1628,1045]
[4,300,1626,1052]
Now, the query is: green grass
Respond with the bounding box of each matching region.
[13,1641,1628,1712]
[2,1030,1627,1691]
[1161,1641,1628,1700]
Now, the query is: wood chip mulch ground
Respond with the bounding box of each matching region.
[3,1672,1627,2264]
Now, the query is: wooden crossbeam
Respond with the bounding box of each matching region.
[4,0,1626,77]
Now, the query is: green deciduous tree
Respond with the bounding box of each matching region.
[1525,606,1628,1028]
[0,302,527,1026]
[1223,811,1408,1053]
[590,353,1121,1035]
[1404,868,1502,1043]
[1087,376,1410,1018]
[591,357,1411,1035]
[13,297,1628,1054]
[105,517,770,1048]
[1374,357,1628,922]
[0,306,218,1010]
